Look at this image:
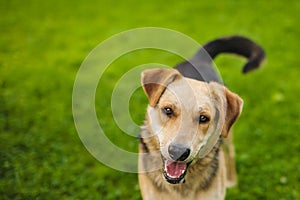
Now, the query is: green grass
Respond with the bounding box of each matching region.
[1,0,300,199]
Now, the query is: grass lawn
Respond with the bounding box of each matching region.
[1,0,300,199]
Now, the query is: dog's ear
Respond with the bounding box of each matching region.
[141,68,182,106]
[222,87,243,137]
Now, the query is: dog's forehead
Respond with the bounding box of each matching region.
[160,78,213,109]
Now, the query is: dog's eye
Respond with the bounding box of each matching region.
[162,107,174,117]
[199,115,210,124]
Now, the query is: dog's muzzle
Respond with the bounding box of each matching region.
[162,144,192,184]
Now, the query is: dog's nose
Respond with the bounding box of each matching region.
[168,144,191,161]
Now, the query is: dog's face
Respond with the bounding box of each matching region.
[141,68,243,184]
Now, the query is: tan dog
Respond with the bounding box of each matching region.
[138,36,265,200]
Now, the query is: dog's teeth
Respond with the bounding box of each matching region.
[179,178,185,184]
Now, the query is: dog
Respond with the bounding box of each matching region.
[138,36,265,199]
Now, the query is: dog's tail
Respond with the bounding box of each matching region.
[202,36,265,73]
[175,36,265,82]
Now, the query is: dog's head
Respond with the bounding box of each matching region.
[141,68,243,184]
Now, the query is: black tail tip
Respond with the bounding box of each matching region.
[242,51,266,74]
[242,62,259,73]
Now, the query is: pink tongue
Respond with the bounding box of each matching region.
[165,160,187,178]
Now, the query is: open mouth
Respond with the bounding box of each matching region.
[162,157,191,184]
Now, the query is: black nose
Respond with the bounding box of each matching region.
[168,144,191,161]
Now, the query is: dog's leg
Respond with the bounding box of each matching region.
[222,130,237,187]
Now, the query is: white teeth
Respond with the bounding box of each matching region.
[166,170,186,178]
[179,169,186,176]
[167,173,175,178]
[179,178,185,184]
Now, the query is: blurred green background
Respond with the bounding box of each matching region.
[1,0,299,199]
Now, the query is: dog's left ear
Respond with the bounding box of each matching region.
[141,68,182,106]
[222,87,244,138]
